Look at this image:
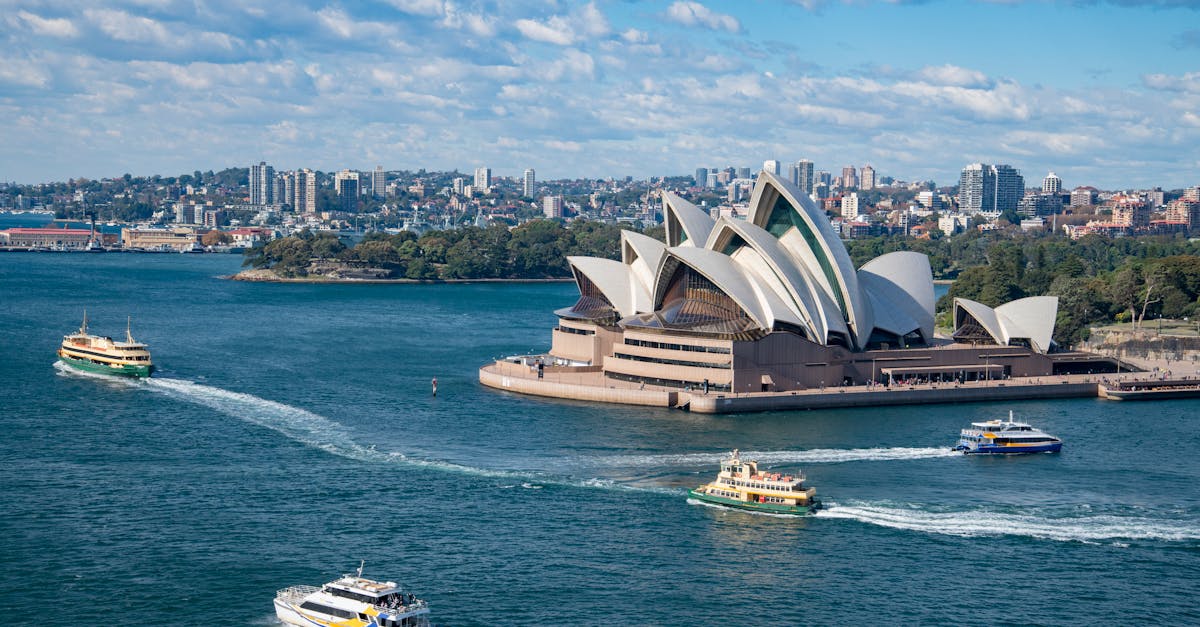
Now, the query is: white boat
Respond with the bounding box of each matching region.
[953,411,1063,455]
[274,564,431,627]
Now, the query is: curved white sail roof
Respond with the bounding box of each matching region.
[662,191,715,248]
[620,230,665,312]
[859,252,935,342]
[566,256,636,317]
[954,296,1059,353]
[652,246,770,330]
[746,171,872,348]
[706,217,848,343]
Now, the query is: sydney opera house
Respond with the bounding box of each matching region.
[483,172,1109,402]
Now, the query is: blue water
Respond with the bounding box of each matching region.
[1,251,1198,625]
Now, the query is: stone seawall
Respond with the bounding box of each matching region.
[479,365,678,407]
[688,381,1100,413]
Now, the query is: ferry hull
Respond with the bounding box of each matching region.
[688,489,818,516]
[58,353,153,378]
[958,442,1062,455]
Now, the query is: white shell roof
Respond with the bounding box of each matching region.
[705,217,847,343]
[653,246,770,330]
[859,252,935,341]
[954,296,1059,353]
[746,171,871,348]
[566,256,636,317]
[662,191,715,248]
[621,230,665,312]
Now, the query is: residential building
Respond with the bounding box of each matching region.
[371,166,386,198]
[294,168,316,214]
[250,161,274,205]
[1164,199,1200,228]
[335,170,360,212]
[543,195,564,219]
[695,168,709,187]
[860,165,875,191]
[524,168,536,197]
[1017,192,1063,217]
[474,167,491,191]
[1070,186,1098,208]
[793,159,814,193]
[958,163,1024,214]
[841,166,858,190]
[762,160,781,176]
[1110,195,1150,227]
[1042,172,1062,194]
[841,192,861,221]
[453,177,465,195]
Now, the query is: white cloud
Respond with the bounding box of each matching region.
[316,7,396,40]
[665,2,740,33]
[514,3,610,46]
[1143,72,1200,93]
[386,0,446,17]
[13,11,79,38]
[917,64,992,88]
[86,9,171,44]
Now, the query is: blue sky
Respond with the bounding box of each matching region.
[1,0,1197,189]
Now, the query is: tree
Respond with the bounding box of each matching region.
[201,230,232,247]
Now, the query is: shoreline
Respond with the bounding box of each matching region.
[226,269,573,284]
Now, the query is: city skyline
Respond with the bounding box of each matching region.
[1,1,1197,188]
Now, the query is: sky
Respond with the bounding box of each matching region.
[1,0,1198,190]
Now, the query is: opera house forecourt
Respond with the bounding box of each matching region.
[479,171,1122,413]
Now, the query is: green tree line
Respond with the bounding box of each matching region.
[244,220,628,280]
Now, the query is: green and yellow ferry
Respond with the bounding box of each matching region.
[57,313,154,378]
[688,450,820,515]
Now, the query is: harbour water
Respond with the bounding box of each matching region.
[2,249,1199,625]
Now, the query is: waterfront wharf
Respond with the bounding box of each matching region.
[479,360,1196,414]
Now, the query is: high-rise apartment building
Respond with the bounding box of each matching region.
[958,163,1024,214]
[793,160,813,193]
[272,174,287,208]
[841,192,861,221]
[1184,186,1200,202]
[294,168,316,214]
[453,177,465,195]
[474,167,491,191]
[695,167,708,187]
[736,167,751,180]
[523,168,536,197]
[860,165,875,191]
[841,166,858,190]
[763,160,781,176]
[543,195,564,219]
[335,170,360,212]
[1070,187,1097,208]
[1042,172,1062,194]
[371,166,386,198]
[250,161,274,205]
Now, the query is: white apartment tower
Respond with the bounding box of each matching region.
[860,165,875,191]
[372,166,386,198]
[294,168,316,214]
[762,160,781,176]
[1042,172,1062,194]
[250,161,274,205]
[523,168,536,197]
[543,195,564,219]
[958,163,1024,214]
[474,167,491,192]
[841,192,861,221]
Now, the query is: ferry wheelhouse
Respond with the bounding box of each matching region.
[688,450,820,515]
[57,313,154,378]
[275,565,431,627]
[954,411,1062,455]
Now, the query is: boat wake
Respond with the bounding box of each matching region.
[59,369,673,495]
[816,502,1200,544]
[588,447,959,468]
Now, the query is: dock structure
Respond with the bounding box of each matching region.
[479,359,1197,414]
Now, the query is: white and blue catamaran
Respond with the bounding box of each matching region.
[954,411,1063,455]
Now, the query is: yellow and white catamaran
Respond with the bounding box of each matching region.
[274,564,431,627]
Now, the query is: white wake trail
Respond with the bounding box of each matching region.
[592,447,959,468]
[817,503,1200,544]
